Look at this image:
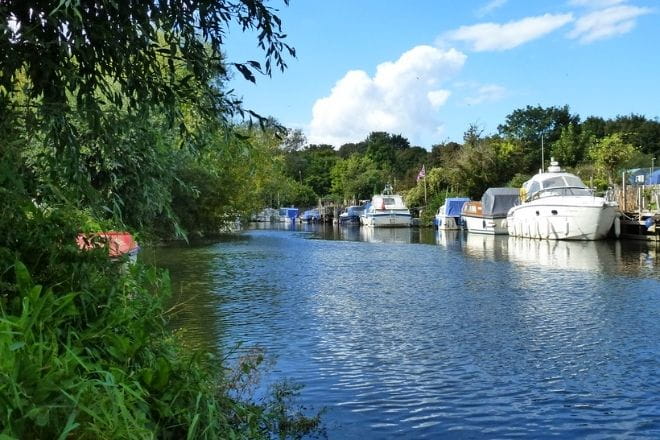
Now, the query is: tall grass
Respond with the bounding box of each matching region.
[0,194,321,439]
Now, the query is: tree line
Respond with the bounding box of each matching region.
[264,106,659,224]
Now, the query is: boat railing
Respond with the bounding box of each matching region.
[603,187,616,202]
[528,186,594,201]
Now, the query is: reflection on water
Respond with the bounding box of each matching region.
[359,227,414,244]
[435,230,658,277]
[151,225,660,439]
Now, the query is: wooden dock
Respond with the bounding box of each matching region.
[613,182,659,242]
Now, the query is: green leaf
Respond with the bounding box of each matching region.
[9,342,25,351]
[14,260,32,296]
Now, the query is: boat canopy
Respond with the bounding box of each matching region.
[442,198,470,217]
[279,207,299,219]
[346,205,365,216]
[301,209,320,220]
[650,170,660,184]
[481,188,520,216]
[523,173,589,199]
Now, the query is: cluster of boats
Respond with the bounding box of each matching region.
[254,159,620,241]
[437,159,620,240]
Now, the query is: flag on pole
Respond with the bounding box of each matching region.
[416,164,426,182]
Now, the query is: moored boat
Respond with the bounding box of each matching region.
[435,197,470,230]
[339,205,365,225]
[252,207,279,222]
[361,184,412,228]
[462,188,519,235]
[506,158,618,240]
[300,208,320,223]
[278,207,299,223]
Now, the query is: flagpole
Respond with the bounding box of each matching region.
[423,164,427,206]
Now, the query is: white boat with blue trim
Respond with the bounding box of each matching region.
[361,184,412,228]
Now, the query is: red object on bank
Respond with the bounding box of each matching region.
[76,232,140,258]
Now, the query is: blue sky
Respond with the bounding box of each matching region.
[225,0,659,149]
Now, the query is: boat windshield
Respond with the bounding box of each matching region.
[531,187,594,200]
[383,197,396,206]
[540,175,586,189]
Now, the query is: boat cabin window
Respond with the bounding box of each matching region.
[382,197,396,206]
[528,181,541,196]
[541,176,566,189]
[564,175,586,188]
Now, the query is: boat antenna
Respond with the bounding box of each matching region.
[541,133,545,173]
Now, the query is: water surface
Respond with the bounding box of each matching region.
[147,225,660,439]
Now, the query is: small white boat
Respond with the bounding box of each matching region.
[506,159,618,240]
[462,188,520,235]
[252,207,279,222]
[435,197,470,230]
[361,184,412,228]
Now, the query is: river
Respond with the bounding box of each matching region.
[145,224,660,439]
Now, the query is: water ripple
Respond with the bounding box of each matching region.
[152,227,660,439]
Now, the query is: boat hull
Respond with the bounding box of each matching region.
[339,215,361,225]
[463,215,508,235]
[362,212,412,227]
[436,214,461,230]
[507,197,617,240]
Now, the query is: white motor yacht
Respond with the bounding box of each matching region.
[361,184,412,227]
[506,159,618,240]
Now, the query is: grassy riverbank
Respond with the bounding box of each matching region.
[0,199,320,439]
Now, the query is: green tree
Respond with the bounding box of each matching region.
[589,133,637,185]
[605,114,660,156]
[551,123,594,167]
[498,105,579,172]
[446,132,523,199]
[281,128,307,153]
[1,1,293,124]
[1,0,296,233]
[300,144,339,197]
[338,142,367,158]
[330,155,385,201]
[429,142,461,168]
[365,131,398,170]
[581,116,607,140]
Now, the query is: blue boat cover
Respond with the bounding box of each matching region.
[626,168,660,184]
[481,188,520,216]
[302,209,320,219]
[347,206,366,216]
[444,198,470,217]
[649,170,660,184]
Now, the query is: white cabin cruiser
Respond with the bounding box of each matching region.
[507,159,618,240]
[462,188,519,235]
[361,184,412,227]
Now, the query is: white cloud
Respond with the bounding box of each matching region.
[445,13,574,51]
[463,84,507,105]
[476,0,508,17]
[308,46,466,147]
[568,0,627,8]
[428,90,451,108]
[568,5,652,43]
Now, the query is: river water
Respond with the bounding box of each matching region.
[146,224,660,439]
